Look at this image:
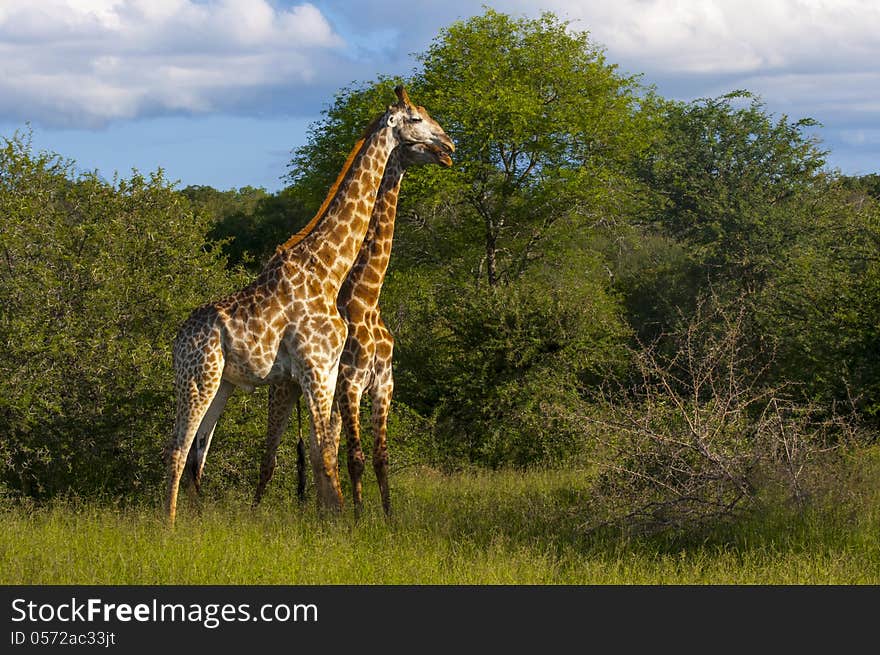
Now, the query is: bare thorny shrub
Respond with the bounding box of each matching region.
[583,295,866,535]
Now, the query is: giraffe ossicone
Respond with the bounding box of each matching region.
[165,86,454,524]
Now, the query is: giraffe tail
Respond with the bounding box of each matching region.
[185,443,202,494]
[296,398,307,502]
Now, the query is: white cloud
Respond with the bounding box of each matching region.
[318,0,880,76]
[0,0,344,127]
[520,0,880,171]
[2,1,878,176]
[531,0,880,75]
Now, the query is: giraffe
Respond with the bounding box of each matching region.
[165,86,454,524]
[251,133,453,512]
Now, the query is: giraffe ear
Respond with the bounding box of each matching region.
[386,113,397,127]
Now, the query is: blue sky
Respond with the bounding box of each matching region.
[2,0,878,191]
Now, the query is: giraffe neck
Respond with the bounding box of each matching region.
[337,150,406,311]
[283,122,397,288]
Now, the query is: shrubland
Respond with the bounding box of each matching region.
[1,10,877,542]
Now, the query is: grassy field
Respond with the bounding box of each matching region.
[2,458,879,585]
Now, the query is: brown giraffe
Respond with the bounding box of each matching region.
[165,86,454,524]
[252,134,453,512]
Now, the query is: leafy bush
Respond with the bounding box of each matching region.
[384,250,631,468]
[0,131,245,499]
[756,185,880,416]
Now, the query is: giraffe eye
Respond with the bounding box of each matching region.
[410,116,423,123]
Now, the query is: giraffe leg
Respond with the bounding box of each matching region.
[254,380,300,506]
[184,380,235,493]
[302,370,345,513]
[337,376,366,516]
[166,368,225,526]
[371,366,394,517]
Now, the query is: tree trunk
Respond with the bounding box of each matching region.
[485,226,498,287]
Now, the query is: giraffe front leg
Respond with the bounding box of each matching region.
[371,363,394,516]
[296,313,347,514]
[254,381,300,506]
[303,374,345,513]
[337,375,366,516]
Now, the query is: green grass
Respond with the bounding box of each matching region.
[2,461,879,585]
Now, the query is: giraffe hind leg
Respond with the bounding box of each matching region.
[254,380,300,506]
[184,379,235,493]
[166,361,225,526]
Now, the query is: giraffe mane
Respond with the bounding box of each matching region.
[281,113,386,251]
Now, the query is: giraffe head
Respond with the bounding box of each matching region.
[383,85,454,165]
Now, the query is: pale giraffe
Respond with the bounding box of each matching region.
[252,134,453,512]
[165,86,454,523]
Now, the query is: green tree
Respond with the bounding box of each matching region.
[181,185,269,221]
[614,92,827,346]
[283,9,648,466]
[634,91,825,291]
[840,173,880,202]
[288,10,655,287]
[184,186,311,272]
[411,10,656,287]
[620,92,880,423]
